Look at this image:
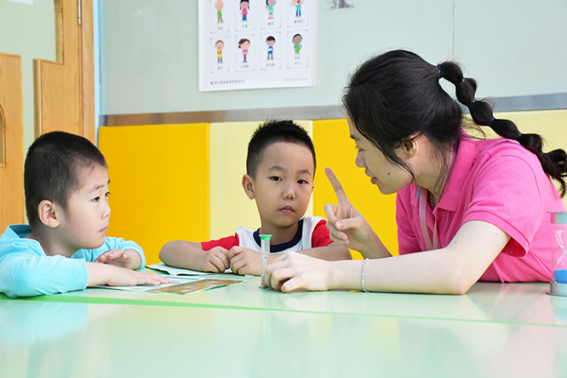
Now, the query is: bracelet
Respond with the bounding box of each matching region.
[361,258,369,292]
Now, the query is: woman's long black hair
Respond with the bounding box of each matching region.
[343,50,567,196]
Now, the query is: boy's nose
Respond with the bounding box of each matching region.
[103,202,111,218]
[283,185,296,200]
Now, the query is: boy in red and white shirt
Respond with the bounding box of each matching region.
[160,120,351,275]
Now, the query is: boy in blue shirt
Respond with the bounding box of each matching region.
[0,131,169,298]
[160,120,351,275]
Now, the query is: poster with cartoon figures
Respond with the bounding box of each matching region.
[199,0,317,91]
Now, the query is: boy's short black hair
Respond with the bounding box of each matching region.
[24,131,107,227]
[246,120,316,177]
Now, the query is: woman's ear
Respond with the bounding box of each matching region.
[37,200,60,228]
[241,174,255,199]
[400,133,421,158]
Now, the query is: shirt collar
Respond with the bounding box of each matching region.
[437,136,475,212]
[8,224,32,239]
[253,219,304,253]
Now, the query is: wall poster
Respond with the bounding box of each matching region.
[198,0,318,91]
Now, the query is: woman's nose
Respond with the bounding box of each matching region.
[355,153,365,168]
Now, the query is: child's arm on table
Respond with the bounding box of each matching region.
[160,240,230,273]
[0,252,168,298]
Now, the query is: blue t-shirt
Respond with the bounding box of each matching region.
[0,225,146,298]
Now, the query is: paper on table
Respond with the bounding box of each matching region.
[151,278,244,295]
[94,276,203,292]
[146,263,233,276]
[94,276,245,295]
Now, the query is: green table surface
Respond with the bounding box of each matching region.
[3,275,566,328]
[1,282,567,378]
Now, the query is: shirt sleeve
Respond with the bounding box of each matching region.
[74,237,146,271]
[310,219,334,247]
[0,241,88,298]
[201,235,240,251]
[463,154,544,257]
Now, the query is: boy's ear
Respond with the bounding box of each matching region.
[37,200,60,228]
[241,174,255,199]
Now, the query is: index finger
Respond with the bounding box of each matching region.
[325,167,349,203]
[227,246,243,259]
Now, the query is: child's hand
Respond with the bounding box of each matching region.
[87,263,170,287]
[199,247,230,273]
[228,246,261,275]
[106,268,170,287]
[95,249,141,270]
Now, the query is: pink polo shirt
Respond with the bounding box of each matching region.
[396,135,566,282]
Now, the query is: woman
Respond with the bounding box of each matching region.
[262,50,567,294]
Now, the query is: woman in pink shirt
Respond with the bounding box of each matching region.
[263,50,567,294]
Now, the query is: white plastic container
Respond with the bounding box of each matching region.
[550,212,567,296]
[259,234,272,282]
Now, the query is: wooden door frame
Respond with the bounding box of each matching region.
[34,0,95,142]
[0,53,25,227]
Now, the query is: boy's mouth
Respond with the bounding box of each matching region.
[280,206,294,213]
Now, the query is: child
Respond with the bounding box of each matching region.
[239,38,251,63]
[292,34,302,59]
[0,131,169,298]
[215,40,224,64]
[160,120,351,275]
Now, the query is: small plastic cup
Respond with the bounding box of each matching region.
[259,234,272,284]
[550,212,567,296]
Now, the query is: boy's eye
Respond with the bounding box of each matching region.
[298,179,309,185]
[92,196,100,203]
[270,176,282,181]
[106,191,111,197]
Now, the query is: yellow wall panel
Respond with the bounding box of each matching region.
[468,109,567,151]
[209,121,313,240]
[312,119,398,259]
[495,109,567,152]
[98,124,210,265]
[94,110,566,265]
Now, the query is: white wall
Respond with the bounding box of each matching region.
[0,0,56,151]
[99,0,567,116]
